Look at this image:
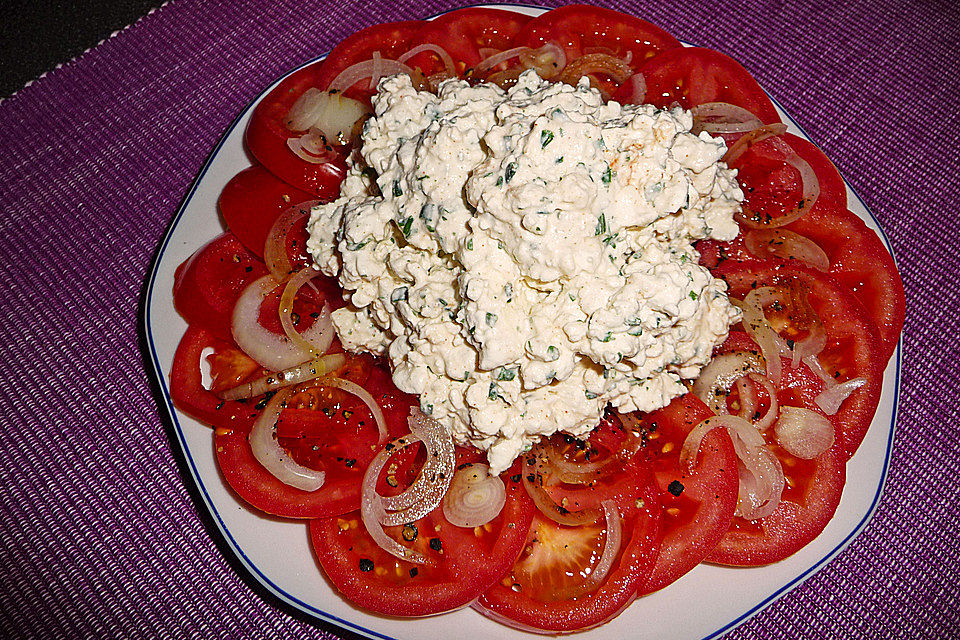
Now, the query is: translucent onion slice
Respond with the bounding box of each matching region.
[284,87,369,145]
[679,414,765,473]
[285,87,327,131]
[442,463,506,528]
[518,43,567,79]
[263,201,318,280]
[327,57,414,93]
[741,372,780,431]
[522,448,602,526]
[248,387,325,491]
[558,53,632,93]
[774,406,835,459]
[322,377,389,444]
[815,376,867,415]
[723,123,788,164]
[621,73,647,105]
[286,128,338,164]
[733,292,790,384]
[691,350,766,414]
[361,491,430,565]
[735,444,784,520]
[398,43,456,77]
[692,102,763,135]
[231,275,332,371]
[734,134,821,229]
[743,228,830,272]
[279,267,334,357]
[476,45,533,73]
[573,500,621,597]
[217,353,346,400]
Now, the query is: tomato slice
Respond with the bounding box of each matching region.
[216,362,416,518]
[313,20,425,101]
[310,452,534,617]
[707,331,846,565]
[405,8,531,77]
[628,393,739,594]
[516,4,680,68]
[169,326,263,431]
[640,47,781,124]
[218,165,313,257]
[474,445,661,633]
[244,59,348,197]
[172,232,268,338]
[715,261,883,459]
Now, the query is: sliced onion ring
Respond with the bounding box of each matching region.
[217,353,346,401]
[739,372,779,431]
[398,43,456,77]
[442,463,506,528]
[735,444,784,520]
[692,350,766,414]
[692,102,763,135]
[723,123,788,164]
[263,201,319,280]
[232,275,332,371]
[286,128,337,165]
[572,500,621,598]
[815,376,867,415]
[476,45,533,73]
[522,445,601,526]
[773,406,835,459]
[248,387,325,491]
[679,414,765,473]
[322,377,389,444]
[744,228,830,272]
[327,57,414,93]
[279,267,335,358]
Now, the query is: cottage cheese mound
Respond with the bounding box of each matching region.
[307,71,743,473]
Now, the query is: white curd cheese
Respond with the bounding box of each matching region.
[307,71,743,473]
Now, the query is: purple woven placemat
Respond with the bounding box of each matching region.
[1,0,957,638]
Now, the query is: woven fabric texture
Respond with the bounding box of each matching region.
[0,0,957,638]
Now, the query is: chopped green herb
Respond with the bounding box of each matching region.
[595,213,606,236]
[496,367,517,381]
[504,162,517,184]
[390,287,408,303]
[485,312,498,327]
[541,130,554,147]
[392,181,402,197]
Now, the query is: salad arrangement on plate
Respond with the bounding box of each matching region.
[165,4,904,634]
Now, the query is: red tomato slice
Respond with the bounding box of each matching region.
[310,453,534,617]
[708,331,846,565]
[218,165,313,257]
[313,20,425,101]
[245,60,348,197]
[169,326,263,431]
[516,4,681,69]
[629,393,739,594]
[474,458,661,633]
[640,47,781,124]
[405,8,532,77]
[216,362,417,518]
[714,261,883,459]
[172,232,268,338]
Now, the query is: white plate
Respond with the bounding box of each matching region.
[143,5,901,639]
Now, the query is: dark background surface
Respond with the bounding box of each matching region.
[1,0,164,98]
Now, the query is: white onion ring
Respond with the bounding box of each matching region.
[623,72,647,105]
[574,500,621,597]
[285,87,327,132]
[442,463,506,528]
[731,297,785,385]
[522,448,601,526]
[248,387,325,491]
[723,123,788,164]
[398,43,456,77]
[231,275,332,371]
[279,267,335,357]
[744,229,830,272]
[263,201,319,280]
[327,57,414,93]
[735,444,784,520]
[476,45,533,72]
[743,373,779,431]
[519,43,567,79]
[815,377,867,415]
[692,102,763,135]
[733,134,821,229]
[217,353,346,400]
[692,350,766,414]
[679,415,765,472]
[286,128,337,164]
[322,377,389,444]
[774,406,835,459]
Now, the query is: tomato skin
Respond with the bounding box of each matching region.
[216,362,417,518]
[310,459,534,617]
[640,47,781,124]
[169,326,263,431]
[474,461,661,633]
[516,4,681,69]
[632,393,739,594]
[172,232,268,338]
[715,261,882,459]
[407,8,531,77]
[218,165,313,257]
